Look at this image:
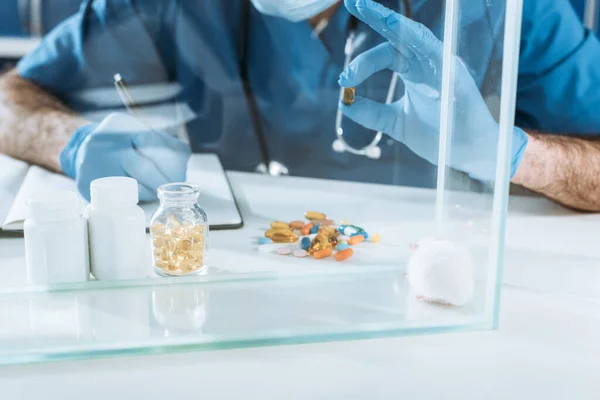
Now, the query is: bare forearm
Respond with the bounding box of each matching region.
[0,69,88,172]
[512,131,600,211]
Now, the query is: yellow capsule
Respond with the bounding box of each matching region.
[155,260,168,270]
[188,250,203,260]
[271,221,290,230]
[154,247,170,262]
[163,235,178,252]
[179,259,201,273]
[188,225,205,236]
[271,232,299,243]
[192,233,205,242]
[176,239,193,252]
[318,226,337,237]
[152,237,165,248]
[151,223,166,237]
[265,228,293,238]
[167,261,179,272]
[305,211,327,221]
[340,220,350,225]
[342,87,355,106]
[193,242,204,251]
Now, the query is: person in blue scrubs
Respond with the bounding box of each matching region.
[3,0,600,210]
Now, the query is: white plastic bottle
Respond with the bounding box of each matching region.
[86,177,149,280]
[24,191,90,285]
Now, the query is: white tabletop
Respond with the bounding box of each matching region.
[0,155,599,399]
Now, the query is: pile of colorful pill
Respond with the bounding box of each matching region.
[257,211,380,262]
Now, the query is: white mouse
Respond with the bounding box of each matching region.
[406,237,474,306]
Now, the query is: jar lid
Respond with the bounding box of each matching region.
[90,177,139,208]
[28,191,82,223]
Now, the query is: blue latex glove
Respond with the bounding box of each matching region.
[60,113,191,202]
[339,0,528,181]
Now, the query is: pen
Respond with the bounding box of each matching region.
[113,73,189,143]
[113,73,140,116]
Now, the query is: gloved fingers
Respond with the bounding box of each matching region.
[120,151,172,201]
[133,129,191,156]
[132,130,191,182]
[137,184,158,202]
[339,95,404,137]
[350,0,443,64]
[339,42,409,88]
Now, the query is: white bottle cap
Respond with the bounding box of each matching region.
[28,191,82,223]
[90,177,139,209]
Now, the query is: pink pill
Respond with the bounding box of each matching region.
[293,249,308,258]
[277,247,292,256]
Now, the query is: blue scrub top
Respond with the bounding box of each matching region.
[17,0,600,188]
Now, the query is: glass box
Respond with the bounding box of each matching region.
[0,0,523,365]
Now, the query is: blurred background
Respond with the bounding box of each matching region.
[0,0,597,71]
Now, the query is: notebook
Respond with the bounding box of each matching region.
[2,153,244,232]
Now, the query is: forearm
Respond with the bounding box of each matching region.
[512,131,600,211]
[0,69,88,172]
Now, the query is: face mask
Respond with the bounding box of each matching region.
[250,0,340,22]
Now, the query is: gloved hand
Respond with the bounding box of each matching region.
[339,0,528,181]
[60,113,191,201]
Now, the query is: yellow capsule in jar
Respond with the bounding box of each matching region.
[188,250,203,260]
[192,233,205,243]
[155,260,168,270]
[154,247,170,262]
[167,261,179,272]
[305,211,327,221]
[153,237,166,248]
[193,242,204,251]
[271,232,299,243]
[271,221,290,230]
[151,223,166,236]
[176,238,193,252]
[180,259,201,273]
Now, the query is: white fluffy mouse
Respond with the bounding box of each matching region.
[406,237,474,306]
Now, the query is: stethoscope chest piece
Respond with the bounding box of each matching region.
[256,161,290,176]
[331,138,382,159]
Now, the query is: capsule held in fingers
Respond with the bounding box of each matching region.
[342,87,355,106]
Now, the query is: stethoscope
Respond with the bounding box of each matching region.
[239,0,412,174]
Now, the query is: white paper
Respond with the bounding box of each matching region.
[2,154,242,231]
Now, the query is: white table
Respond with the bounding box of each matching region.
[1,155,599,399]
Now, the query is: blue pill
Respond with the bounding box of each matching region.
[301,237,311,251]
[258,237,273,245]
[337,243,351,251]
[310,224,320,234]
[338,225,349,233]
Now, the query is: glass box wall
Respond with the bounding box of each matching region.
[0,0,523,364]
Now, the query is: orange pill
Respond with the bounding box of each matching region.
[301,223,314,236]
[348,234,365,246]
[313,248,333,259]
[290,220,305,230]
[334,248,354,262]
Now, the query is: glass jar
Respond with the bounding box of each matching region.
[150,183,208,276]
